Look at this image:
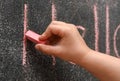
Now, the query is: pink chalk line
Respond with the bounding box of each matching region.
[113,25,120,57]
[76,26,86,37]
[106,5,110,54]
[23,4,28,66]
[51,2,57,65]
[52,2,57,20]
[94,4,99,51]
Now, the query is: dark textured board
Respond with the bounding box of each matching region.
[0,0,24,81]
[0,0,120,81]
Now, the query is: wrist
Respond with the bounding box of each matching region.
[76,49,95,66]
[70,46,92,64]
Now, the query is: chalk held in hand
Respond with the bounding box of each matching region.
[25,30,46,44]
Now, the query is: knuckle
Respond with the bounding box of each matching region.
[45,47,50,53]
[66,26,75,31]
[48,25,52,29]
[48,24,53,30]
[51,21,57,24]
[67,27,72,31]
[67,24,76,29]
[68,23,76,27]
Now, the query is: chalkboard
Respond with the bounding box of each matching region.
[0,0,120,81]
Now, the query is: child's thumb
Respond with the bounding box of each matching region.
[35,44,57,55]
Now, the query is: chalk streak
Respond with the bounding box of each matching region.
[52,2,57,20]
[76,26,86,37]
[113,25,120,57]
[106,5,110,54]
[94,4,99,51]
[23,4,28,66]
[51,2,57,65]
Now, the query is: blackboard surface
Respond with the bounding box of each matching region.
[0,0,120,81]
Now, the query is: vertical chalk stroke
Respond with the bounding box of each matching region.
[106,5,110,54]
[52,1,57,65]
[23,4,28,66]
[94,4,99,51]
[52,1,57,20]
[113,25,120,57]
[76,26,86,37]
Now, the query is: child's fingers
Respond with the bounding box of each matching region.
[35,44,60,56]
[52,21,67,25]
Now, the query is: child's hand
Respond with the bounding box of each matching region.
[35,21,90,62]
[35,21,120,81]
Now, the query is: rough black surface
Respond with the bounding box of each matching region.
[0,0,120,81]
[0,0,24,81]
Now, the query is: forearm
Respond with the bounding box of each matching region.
[73,50,120,81]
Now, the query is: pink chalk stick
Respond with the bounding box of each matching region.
[25,30,45,44]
